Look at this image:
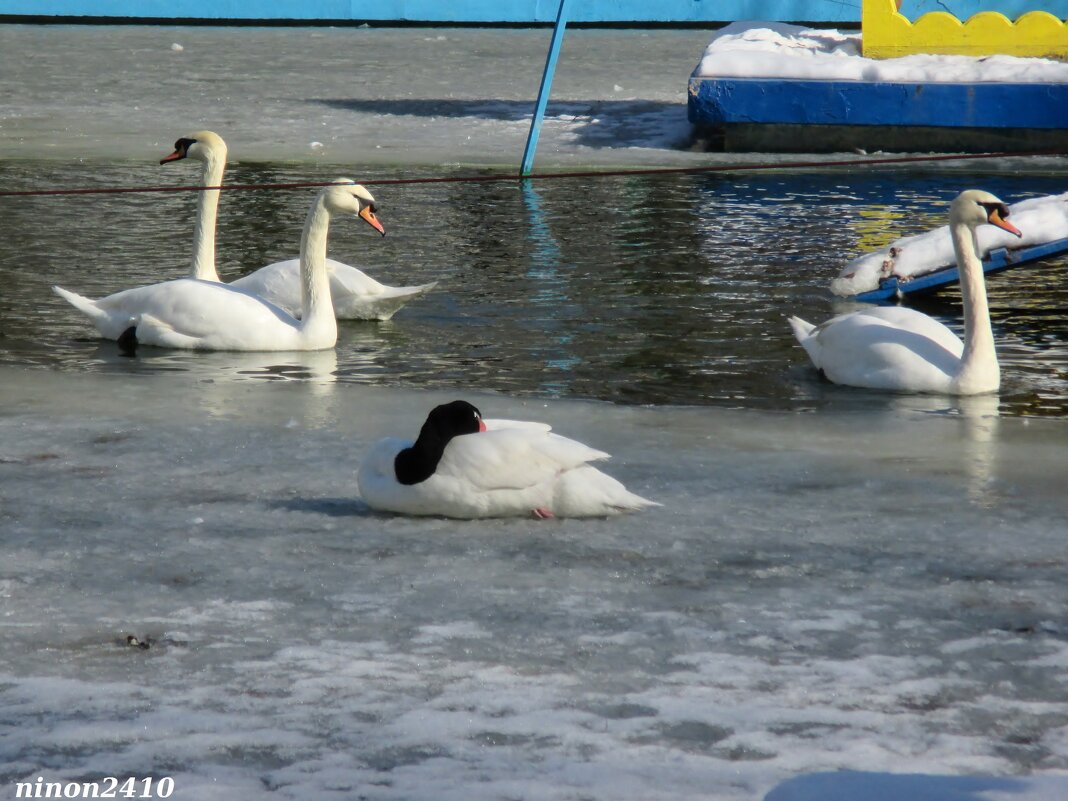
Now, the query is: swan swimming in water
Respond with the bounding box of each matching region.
[160,130,436,319]
[357,400,660,519]
[159,130,227,282]
[788,189,1022,395]
[52,181,384,351]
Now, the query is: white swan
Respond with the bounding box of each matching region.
[788,189,1022,395]
[357,400,660,519]
[161,130,436,319]
[52,182,385,351]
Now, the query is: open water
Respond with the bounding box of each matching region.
[1,22,1068,801]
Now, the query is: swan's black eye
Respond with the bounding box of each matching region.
[978,200,1010,219]
[174,137,196,154]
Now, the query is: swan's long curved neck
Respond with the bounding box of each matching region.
[394,426,448,485]
[297,200,338,345]
[190,152,225,282]
[951,220,998,390]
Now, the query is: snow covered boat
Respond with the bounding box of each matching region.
[831,191,1068,301]
[687,22,1068,152]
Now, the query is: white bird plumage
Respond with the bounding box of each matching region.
[52,182,383,351]
[357,400,660,519]
[162,130,435,319]
[788,189,1022,395]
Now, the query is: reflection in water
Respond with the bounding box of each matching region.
[852,207,909,253]
[892,393,1002,507]
[956,394,1001,507]
[80,337,340,379]
[1,162,1066,416]
[82,344,341,423]
[522,181,581,396]
[93,345,339,384]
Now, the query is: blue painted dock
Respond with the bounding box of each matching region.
[687,76,1068,152]
[0,0,858,23]
[0,0,1059,23]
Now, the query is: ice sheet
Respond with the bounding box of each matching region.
[0,25,713,166]
[2,22,1068,801]
[2,366,1068,799]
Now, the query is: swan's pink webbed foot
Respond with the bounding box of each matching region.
[532,508,555,519]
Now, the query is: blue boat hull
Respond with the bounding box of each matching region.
[687,77,1068,152]
[854,237,1068,303]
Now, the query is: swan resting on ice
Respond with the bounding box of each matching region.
[357,400,660,519]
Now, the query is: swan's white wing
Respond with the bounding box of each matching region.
[437,428,608,493]
[57,278,307,350]
[135,313,206,350]
[554,465,661,516]
[128,280,294,335]
[232,258,435,321]
[357,437,410,486]
[483,418,552,433]
[823,307,963,353]
[328,262,435,320]
[326,261,390,296]
[805,307,965,391]
[229,259,322,317]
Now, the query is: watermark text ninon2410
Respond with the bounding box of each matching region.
[15,776,175,799]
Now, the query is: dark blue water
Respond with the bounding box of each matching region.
[2,162,1066,415]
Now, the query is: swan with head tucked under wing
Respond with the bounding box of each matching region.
[160,130,436,320]
[357,400,661,519]
[788,189,1022,395]
[52,181,384,351]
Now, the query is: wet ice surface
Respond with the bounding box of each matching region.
[0,25,711,165]
[2,23,1068,801]
[3,369,1068,800]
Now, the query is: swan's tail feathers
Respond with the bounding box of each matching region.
[51,285,133,340]
[53,285,104,322]
[787,314,826,371]
[343,281,438,321]
[612,489,662,513]
[376,279,437,303]
[556,465,661,517]
[386,280,438,299]
[787,315,816,344]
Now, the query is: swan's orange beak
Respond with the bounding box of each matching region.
[988,207,1022,238]
[359,206,386,236]
[478,419,487,432]
[160,149,185,165]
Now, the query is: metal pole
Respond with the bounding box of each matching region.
[520,0,571,177]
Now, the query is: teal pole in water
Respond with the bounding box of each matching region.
[521,0,571,177]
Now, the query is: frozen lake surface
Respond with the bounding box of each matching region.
[1,23,1068,801]
[4,369,1068,800]
[0,24,713,165]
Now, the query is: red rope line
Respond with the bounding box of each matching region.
[0,150,1061,198]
